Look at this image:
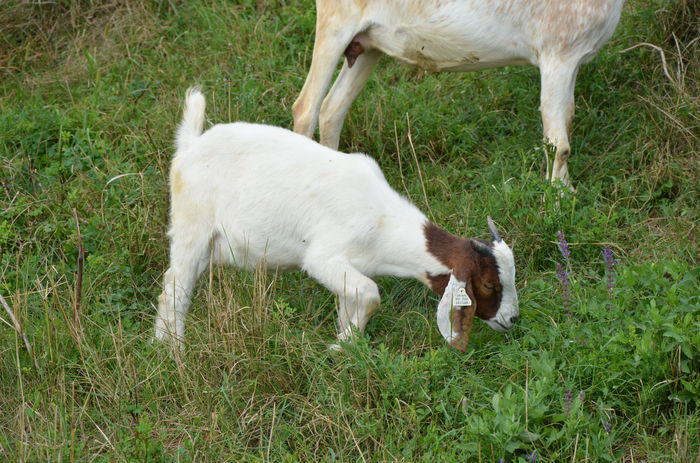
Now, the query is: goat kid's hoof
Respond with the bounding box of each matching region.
[327,338,355,354]
[153,328,185,353]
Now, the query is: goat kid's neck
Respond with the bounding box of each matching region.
[422,222,479,294]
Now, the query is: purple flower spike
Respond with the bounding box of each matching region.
[603,421,612,432]
[564,388,573,414]
[526,453,538,463]
[557,230,571,262]
[603,246,616,268]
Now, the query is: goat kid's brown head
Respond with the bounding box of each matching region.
[435,217,519,351]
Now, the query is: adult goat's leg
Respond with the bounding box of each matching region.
[319,49,381,149]
[293,16,359,139]
[539,57,580,189]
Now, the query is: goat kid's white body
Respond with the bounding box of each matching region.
[172,122,445,280]
[156,90,457,344]
[293,0,625,187]
[157,89,519,347]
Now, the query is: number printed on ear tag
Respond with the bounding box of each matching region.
[453,288,472,307]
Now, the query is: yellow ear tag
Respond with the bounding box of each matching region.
[453,288,472,307]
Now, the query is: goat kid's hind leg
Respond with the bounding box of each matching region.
[539,57,580,190]
[304,256,380,346]
[292,10,360,139]
[155,229,211,348]
[319,49,381,149]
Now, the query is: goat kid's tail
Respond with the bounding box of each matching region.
[175,86,206,154]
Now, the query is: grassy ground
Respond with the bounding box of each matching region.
[1,0,698,461]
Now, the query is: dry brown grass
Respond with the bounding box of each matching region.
[0,0,160,84]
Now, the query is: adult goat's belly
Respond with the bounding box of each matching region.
[367,22,532,72]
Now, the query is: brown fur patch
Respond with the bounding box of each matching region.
[424,222,472,287]
[424,222,502,321]
[450,305,476,351]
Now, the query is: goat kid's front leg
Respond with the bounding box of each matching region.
[319,48,380,149]
[292,11,360,140]
[539,57,580,190]
[304,255,380,348]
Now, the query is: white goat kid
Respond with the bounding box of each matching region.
[292,0,625,188]
[155,88,519,350]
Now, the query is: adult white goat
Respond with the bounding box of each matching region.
[155,88,519,351]
[292,0,625,188]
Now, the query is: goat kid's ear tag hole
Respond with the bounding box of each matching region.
[453,288,472,307]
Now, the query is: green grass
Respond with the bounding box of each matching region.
[1,0,698,461]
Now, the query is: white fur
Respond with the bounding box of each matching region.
[155,88,519,347]
[485,240,519,331]
[293,0,625,188]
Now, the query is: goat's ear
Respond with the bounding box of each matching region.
[471,239,493,257]
[487,216,502,242]
[436,274,477,352]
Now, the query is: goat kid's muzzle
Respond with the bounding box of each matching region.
[485,313,519,332]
